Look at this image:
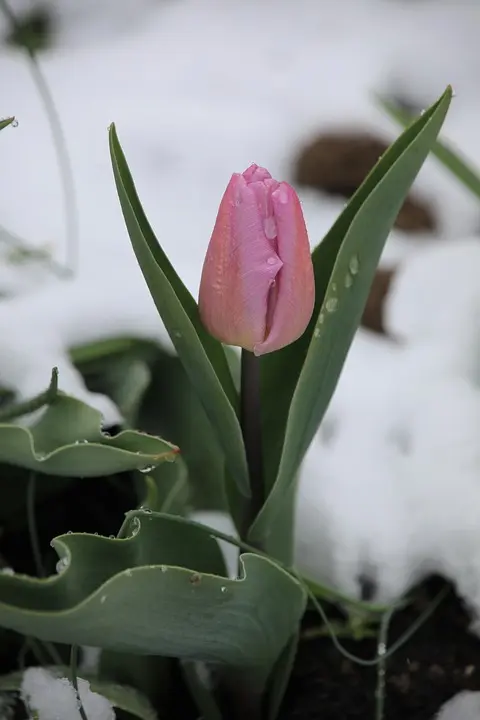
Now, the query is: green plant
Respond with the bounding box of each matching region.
[0,88,454,719]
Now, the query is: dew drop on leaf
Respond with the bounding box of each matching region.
[326,297,338,313]
[139,465,155,474]
[349,255,359,275]
[56,557,69,573]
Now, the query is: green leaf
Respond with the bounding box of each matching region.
[108,124,249,500]
[100,652,177,719]
[70,337,156,367]
[265,631,299,720]
[88,678,159,720]
[140,455,190,516]
[0,511,307,671]
[142,352,227,513]
[181,661,223,720]
[379,95,480,201]
[0,667,158,720]
[253,87,452,556]
[96,356,151,425]
[0,117,15,131]
[0,393,177,476]
[0,366,59,423]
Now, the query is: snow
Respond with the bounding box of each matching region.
[189,510,239,578]
[436,691,480,720]
[21,667,114,720]
[1,0,480,624]
[294,240,480,619]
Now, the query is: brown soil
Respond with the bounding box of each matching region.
[281,579,480,719]
[293,131,437,234]
[361,267,396,335]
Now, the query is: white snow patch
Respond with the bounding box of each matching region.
[189,509,239,579]
[436,691,480,720]
[21,667,114,720]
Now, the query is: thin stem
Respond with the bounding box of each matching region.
[70,645,88,720]
[41,640,63,666]
[240,350,264,540]
[27,473,44,578]
[0,0,79,277]
[375,609,393,720]
[25,471,64,666]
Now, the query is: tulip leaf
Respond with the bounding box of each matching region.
[0,511,306,685]
[253,87,452,558]
[0,393,177,477]
[0,668,159,720]
[109,124,249,500]
[0,116,15,131]
[266,631,299,720]
[379,94,480,202]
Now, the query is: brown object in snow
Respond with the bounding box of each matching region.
[294,131,437,233]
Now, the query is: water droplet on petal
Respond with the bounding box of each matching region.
[344,273,353,288]
[313,328,320,338]
[160,565,168,573]
[264,217,277,240]
[221,586,228,593]
[100,595,107,604]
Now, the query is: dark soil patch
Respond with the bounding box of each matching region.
[362,268,396,335]
[291,129,440,340]
[281,578,480,719]
[293,131,437,234]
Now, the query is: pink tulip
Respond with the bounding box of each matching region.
[199,164,315,355]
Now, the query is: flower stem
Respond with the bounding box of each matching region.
[70,645,89,720]
[240,350,264,542]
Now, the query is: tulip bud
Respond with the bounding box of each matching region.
[199,164,315,355]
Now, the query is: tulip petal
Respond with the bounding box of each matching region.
[254,183,315,355]
[199,174,282,351]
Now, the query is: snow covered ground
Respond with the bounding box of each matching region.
[1,0,480,649]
